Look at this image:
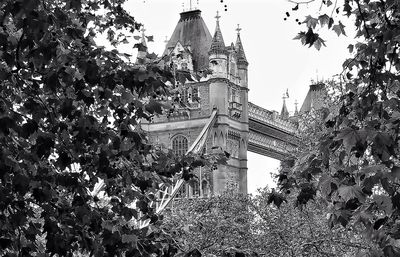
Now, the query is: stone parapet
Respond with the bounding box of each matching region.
[248,102,297,134]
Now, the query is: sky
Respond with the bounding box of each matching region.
[119,0,357,194]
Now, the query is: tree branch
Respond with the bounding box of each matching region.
[287,0,316,4]
[355,0,370,38]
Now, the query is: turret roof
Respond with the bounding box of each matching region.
[235,25,247,64]
[300,83,326,113]
[209,11,226,54]
[280,98,289,119]
[163,10,212,72]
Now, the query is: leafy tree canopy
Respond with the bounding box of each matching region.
[0,0,209,255]
[278,1,400,256]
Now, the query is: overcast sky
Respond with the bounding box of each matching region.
[120,0,356,194]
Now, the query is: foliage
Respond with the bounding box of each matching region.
[0,0,208,255]
[279,1,400,255]
[163,187,370,257]
[162,191,255,257]
[253,187,372,257]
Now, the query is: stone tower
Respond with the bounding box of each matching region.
[143,9,249,195]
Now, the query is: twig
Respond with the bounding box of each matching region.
[15,30,25,72]
[355,0,370,38]
[380,0,393,27]
[330,0,338,18]
[287,0,316,4]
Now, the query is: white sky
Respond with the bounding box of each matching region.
[119,0,356,194]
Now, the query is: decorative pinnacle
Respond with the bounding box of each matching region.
[164,36,168,44]
[236,24,241,34]
[215,11,221,22]
[141,26,146,37]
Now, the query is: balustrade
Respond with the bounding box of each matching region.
[248,102,297,134]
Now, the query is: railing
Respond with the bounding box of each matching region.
[248,102,297,134]
[248,131,296,154]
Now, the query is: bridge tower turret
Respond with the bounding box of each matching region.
[207,12,231,194]
[234,25,249,194]
[235,24,248,88]
[209,11,228,79]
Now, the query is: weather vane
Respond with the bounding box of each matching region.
[283,89,289,100]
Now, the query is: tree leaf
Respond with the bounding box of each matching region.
[314,37,326,50]
[332,21,346,36]
[373,195,393,215]
[318,14,330,27]
[337,185,365,202]
[267,190,287,208]
[303,15,319,29]
[121,234,138,244]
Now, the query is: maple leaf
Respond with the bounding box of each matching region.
[314,37,326,50]
[267,190,287,208]
[332,21,346,36]
[373,195,393,214]
[343,1,352,16]
[145,35,154,42]
[319,174,338,197]
[294,28,323,49]
[303,15,319,29]
[318,14,330,27]
[335,127,367,153]
[337,185,365,202]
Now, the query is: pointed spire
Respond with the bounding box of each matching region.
[209,11,226,54]
[136,26,148,64]
[235,24,248,65]
[294,99,299,116]
[280,93,289,119]
[140,26,147,47]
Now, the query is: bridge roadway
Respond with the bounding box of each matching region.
[247,102,298,160]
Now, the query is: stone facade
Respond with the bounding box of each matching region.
[143,9,249,195]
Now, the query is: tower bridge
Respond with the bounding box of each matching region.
[140,8,315,203]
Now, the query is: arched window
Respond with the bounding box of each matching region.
[202,180,209,197]
[172,135,188,156]
[191,179,200,197]
[177,184,186,198]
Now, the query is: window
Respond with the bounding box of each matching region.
[182,86,199,104]
[231,89,241,103]
[202,180,209,197]
[177,184,186,198]
[191,87,199,103]
[191,179,200,197]
[181,62,188,71]
[172,135,188,156]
